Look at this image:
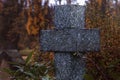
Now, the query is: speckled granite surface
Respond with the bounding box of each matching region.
[40,29,100,52]
[54,5,85,29]
[40,5,100,80]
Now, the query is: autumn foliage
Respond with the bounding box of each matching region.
[0,0,119,80]
[85,0,120,80]
[25,0,53,35]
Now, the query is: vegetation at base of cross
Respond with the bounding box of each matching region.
[0,0,55,79]
[4,50,54,80]
[0,0,119,80]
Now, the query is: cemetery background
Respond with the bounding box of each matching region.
[0,0,119,80]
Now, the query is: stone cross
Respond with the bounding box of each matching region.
[40,5,100,80]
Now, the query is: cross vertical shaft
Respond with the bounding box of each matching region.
[54,5,86,80]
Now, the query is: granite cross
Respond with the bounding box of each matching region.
[40,5,100,80]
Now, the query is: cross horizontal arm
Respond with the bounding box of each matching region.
[40,29,100,52]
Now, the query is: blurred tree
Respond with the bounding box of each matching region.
[25,0,53,35]
[0,0,23,49]
[0,0,54,49]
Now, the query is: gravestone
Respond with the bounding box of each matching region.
[40,5,100,80]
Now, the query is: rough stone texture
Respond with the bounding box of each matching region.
[40,29,76,52]
[54,5,85,29]
[40,29,100,52]
[40,5,100,80]
[54,53,85,80]
[54,5,86,80]
[77,29,100,52]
